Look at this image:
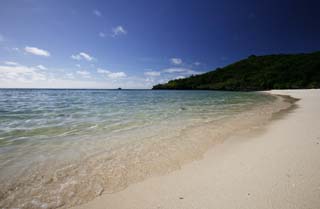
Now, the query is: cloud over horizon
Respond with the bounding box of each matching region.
[0,8,206,89]
[0,63,46,83]
[144,71,161,76]
[97,68,127,79]
[76,70,91,78]
[162,67,202,75]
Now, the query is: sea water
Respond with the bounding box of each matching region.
[0,89,291,208]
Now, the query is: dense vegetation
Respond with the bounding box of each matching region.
[153,51,320,91]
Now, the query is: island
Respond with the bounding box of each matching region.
[153,51,320,91]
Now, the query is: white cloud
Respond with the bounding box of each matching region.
[0,72,151,89]
[144,71,161,76]
[0,63,47,82]
[0,77,116,89]
[0,34,4,42]
[97,68,111,74]
[157,78,171,84]
[71,55,81,60]
[37,65,47,70]
[4,61,19,66]
[175,76,185,79]
[108,72,126,79]
[24,46,50,57]
[71,52,94,61]
[66,73,75,79]
[99,32,106,38]
[0,64,148,89]
[194,62,201,66]
[170,58,182,65]
[112,26,127,37]
[162,68,202,75]
[93,10,102,17]
[162,68,186,73]
[0,65,34,74]
[76,70,91,78]
[97,68,126,79]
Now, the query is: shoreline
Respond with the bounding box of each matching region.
[1,91,290,209]
[72,89,320,209]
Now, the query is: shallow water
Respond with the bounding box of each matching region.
[0,89,289,208]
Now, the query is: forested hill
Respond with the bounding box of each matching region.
[152,51,320,91]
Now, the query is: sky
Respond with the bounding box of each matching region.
[0,0,319,89]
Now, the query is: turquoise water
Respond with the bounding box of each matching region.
[0,89,273,144]
[0,89,285,209]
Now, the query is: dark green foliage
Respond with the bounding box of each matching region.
[152,51,320,91]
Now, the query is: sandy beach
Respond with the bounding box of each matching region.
[72,89,320,209]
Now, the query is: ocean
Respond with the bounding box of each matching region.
[0,89,290,208]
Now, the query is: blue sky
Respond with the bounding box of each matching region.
[0,0,319,88]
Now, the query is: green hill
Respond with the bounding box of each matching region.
[152,51,320,91]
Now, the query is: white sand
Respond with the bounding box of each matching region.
[73,89,320,209]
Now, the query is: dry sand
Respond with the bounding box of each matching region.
[72,89,320,209]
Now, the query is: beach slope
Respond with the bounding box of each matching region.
[73,89,320,209]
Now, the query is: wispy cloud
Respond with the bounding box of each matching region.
[108,72,126,78]
[11,47,20,52]
[0,34,4,42]
[99,32,106,38]
[175,76,185,79]
[170,58,182,65]
[0,63,146,89]
[112,26,127,37]
[97,68,127,79]
[97,68,111,74]
[71,52,94,61]
[4,61,19,66]
[93,10,102,17]
[162,67,202,75]
[194,62,201,66]
[0,63,46,82]
[76,70,91,78]
[162,68,186,73]
[24,46,50,57]
[37,65,47,70]
[144,71,161,76]
[66,73,75,79]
